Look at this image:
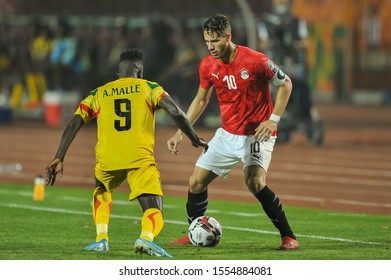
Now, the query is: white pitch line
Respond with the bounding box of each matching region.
[331,199,391,208]
[1,202,390,247]
[2,186,391,213]
[224,226,391,246]
[0,189,259,216]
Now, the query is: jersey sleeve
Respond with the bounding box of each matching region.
[74,89,100,123]
[199,58,213,89]
[148,81,169,107]
[266,59,286,87]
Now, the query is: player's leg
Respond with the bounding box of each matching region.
[85,168,125,251]
[244,137,299,250]
[187,128,238,224]
[169,167,217,246]
[170,128,239,246]
[85,183,112,251]
[92,183,112,242]
[137,194,164,242]
[187,167,218,223]
[245,165,298,248]
[129,166,171,257]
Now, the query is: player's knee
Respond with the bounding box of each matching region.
[138,194,163,212]
[189,175,207,193]
[245,175,266,194]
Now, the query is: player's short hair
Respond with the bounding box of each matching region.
[120,49,143,63]
[203,14,231,36]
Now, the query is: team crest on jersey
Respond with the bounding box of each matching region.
[240,68,249,80]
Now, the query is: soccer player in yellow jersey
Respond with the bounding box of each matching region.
[45,49,207,257]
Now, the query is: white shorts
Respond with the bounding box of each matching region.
[196,127,276,178]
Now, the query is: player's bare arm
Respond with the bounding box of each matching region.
[167,86,213,154]
[255,75,292,142]
[45,115,84,185]
[160,95,208,154]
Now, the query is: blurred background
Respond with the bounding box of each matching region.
[0,0,390,131]
[1,0,391,214]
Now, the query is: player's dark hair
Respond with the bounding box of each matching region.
[118,49,144,78]
[120,49,143,62]
[203,14,231,36]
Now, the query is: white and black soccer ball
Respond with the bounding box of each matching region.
[188,216,222,247]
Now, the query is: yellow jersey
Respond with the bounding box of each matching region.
[75,77,168,170]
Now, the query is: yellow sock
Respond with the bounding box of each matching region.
[140,208,164,242]
[92,187,112,242]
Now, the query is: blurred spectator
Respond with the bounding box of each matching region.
[94,25,113,86]
[157,24,201,105]
[27,20,52,105]
[107,24,132,80]
[142,17,176,82]
[8,24,34,109]
[49,17,78,90]
[71,23,94,94]
[0,23,11,92]
[362,4,382,50]
[258,0,324,145]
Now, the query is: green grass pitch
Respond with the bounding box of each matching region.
[0,183,390,260]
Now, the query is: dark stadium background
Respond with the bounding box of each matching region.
[1,0,390,215]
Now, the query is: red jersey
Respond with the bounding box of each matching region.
[199,45,277,135]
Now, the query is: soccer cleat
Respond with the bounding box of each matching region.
[169,235,192,246]
[279,236,300,250]
[134,238,172,257]
[85,239,109,251]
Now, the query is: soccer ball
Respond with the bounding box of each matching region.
[188,216,222,247]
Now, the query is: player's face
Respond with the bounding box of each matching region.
[203,31,230,59]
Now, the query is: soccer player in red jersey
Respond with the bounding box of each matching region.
[167,14,299,250]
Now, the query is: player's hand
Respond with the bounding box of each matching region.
[255,119,277,142]
[192,138,209,152]
[167,132,183,155]
[45,158,64,186]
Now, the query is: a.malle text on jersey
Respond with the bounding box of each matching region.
[103,85,140,97]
